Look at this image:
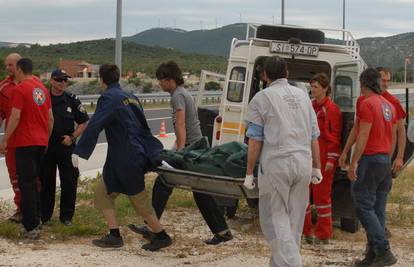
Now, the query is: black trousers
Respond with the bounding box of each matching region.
[16,146,46,231]
[40,143,78,222]
[152,176,229,234]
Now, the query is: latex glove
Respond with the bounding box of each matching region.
[243,174,256,190]
[311,168,323,184]
[72,154,79,168]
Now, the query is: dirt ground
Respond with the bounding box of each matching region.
[0,203,413,267]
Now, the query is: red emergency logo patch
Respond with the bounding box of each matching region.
[381,102,393,122]
[33,88,46,105]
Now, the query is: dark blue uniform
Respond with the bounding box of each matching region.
[74,83,163,195]
[40,92,89,223]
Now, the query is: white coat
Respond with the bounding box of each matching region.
[246,79,319,267]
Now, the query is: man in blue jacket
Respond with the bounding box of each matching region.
[73,64,172,251]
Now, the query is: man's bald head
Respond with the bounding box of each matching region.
[4,53,22,78]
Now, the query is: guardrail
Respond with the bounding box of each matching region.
[78,91,223,106]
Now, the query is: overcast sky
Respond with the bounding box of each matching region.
[0,0,413,44]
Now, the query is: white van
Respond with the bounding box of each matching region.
[158,24,414,233]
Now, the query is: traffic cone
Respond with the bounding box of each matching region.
[159,120,168,138]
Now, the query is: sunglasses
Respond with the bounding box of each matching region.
[53,77,68,83]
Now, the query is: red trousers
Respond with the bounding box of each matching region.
[5,147,20,211]
[303,162,335,240]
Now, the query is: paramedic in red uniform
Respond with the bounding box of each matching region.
[0,53,22,222]
[0,58,53,239]
[303,73,342,244]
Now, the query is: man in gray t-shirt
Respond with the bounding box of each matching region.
[171,86,202,147]
[128,61,233,246]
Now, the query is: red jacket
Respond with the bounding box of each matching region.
[312,96,342,165]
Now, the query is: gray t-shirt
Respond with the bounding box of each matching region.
[171,86,202,145]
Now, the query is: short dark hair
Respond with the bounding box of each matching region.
[376,66,389,74]
[360,68,381,94]
[263,56,287,81]
[99,64,120,85]
[155,61,184,86]
[310,72,331,95]
[16,58,33,75]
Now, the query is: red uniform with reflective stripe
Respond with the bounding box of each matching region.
[303,96,342,240]
[0,76,20,210]
[8,77,51,148]
[357,94,396,155]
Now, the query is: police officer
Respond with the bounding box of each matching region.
[40,69,89,225]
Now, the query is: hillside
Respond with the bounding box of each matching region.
[127,23,414,70]
[0,39,227,76]
[125,23,246,57]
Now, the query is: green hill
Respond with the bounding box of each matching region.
[0,39,227,76]
[126,23,414,72]
[125,23,246,57]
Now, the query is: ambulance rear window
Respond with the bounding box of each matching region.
[227,67,246,102]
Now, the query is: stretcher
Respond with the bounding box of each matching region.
[157,166,259,199]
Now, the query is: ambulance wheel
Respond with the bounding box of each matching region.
[340,218,360,233]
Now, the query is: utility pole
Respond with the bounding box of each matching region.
[115,0,122,75]
[405,57,411,84]
[281,0,285,24]
[342,0,346,40]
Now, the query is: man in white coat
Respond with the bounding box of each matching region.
[244,56,322,267]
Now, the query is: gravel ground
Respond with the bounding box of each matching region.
[0,203,413,267]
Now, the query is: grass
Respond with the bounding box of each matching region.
[387,166,414,226]
[0,167,413,241]
[0,173,195,241]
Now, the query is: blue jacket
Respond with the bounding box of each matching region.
[74,83,163,195]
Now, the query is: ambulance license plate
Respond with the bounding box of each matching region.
[270,42,319,57]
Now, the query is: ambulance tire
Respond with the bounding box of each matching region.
[256,25,325,44]
[340,217,360,233]
[247,198,259,209]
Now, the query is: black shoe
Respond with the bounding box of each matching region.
[204,231,233,245]
[20,225,41,240]
[141,235,172,251]
[371,249,397,267]
[304,235,314,245]
[60,219,72,226]
[128,224,155,240]
[354,249,376,267]
[92,234,124,248]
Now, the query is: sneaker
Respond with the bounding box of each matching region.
[9,211,22,223]
[92,234,124,248]
[20,226,41,240]
[371,249,397,267]
[142,235,172,251]
[204,231,233,245]
[128,224,155,240]
[354,249,376,267]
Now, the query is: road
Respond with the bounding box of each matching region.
[0,107,174,158]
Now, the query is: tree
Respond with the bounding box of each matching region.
[205,81,221,91]
[142,81,153,93]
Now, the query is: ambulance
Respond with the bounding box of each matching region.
[158,24,414,233]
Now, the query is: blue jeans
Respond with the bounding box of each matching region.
[351,154,392,253]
